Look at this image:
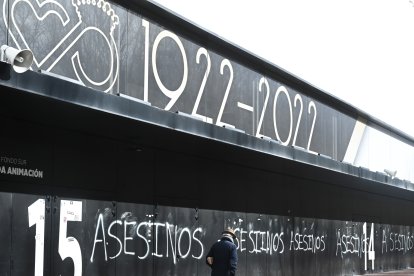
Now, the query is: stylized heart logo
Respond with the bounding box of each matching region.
[5,0,120,92]
[7,0,81,69]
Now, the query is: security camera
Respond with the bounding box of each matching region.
[1,45,33,73]
[384,169,397,179]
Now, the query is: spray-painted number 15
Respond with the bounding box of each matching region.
[28,199,83,276]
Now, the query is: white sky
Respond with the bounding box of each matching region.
[153,0,414,138]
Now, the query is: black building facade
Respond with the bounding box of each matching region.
[1,0,414,275]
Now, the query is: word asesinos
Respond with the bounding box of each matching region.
[336,223,375,271]
[381,231,414,253]
[90,213,204,264]
[335,224,375,259]
[289,231,326,253]
[233,228,285,254]
[336,231,364,258]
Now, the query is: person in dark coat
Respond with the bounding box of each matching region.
[206,227,238,276]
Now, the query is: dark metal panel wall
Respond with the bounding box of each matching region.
[1,110,414,228]
[115,202,154,276]
[2,192,414,275]
[197,209,224,276]
[0,192,11,275]
[1,112,414,227]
